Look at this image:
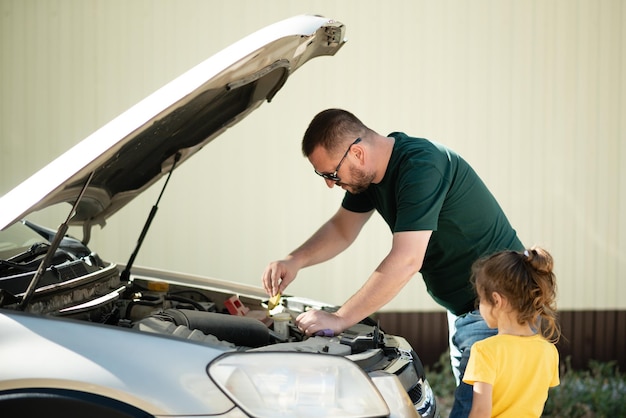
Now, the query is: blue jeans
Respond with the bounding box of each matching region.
[447,310,497,418]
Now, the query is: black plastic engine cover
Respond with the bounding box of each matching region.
[156,308,270,348]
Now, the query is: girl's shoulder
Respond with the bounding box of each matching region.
[484,333,557,350]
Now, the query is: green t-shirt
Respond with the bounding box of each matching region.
[342,132,524,314]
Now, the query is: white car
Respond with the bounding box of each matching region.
[0,15,438,418]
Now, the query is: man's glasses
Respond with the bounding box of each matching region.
[314,137,362,182]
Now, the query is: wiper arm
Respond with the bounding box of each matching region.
[10,242,50,262]
[0,243,50,273]
[18,172,95,310]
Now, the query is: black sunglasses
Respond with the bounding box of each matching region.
[314,137,362,182]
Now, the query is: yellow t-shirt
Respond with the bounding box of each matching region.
[463,334,559,417]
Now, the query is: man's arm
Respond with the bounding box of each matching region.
[295,229,432,335]
[262,207,373,296]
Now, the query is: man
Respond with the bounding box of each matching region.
[262,108,524,417]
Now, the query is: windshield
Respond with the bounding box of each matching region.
[0,222,47,260]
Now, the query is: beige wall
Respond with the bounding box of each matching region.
[1,0,624,311]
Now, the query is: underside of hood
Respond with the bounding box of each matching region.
[0,15,346,238]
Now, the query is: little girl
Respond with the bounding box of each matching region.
[463,247,560,418]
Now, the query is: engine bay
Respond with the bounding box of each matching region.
[119,276,390,357]
[0,243,391,359]
[0,220,432,413]
[0,220,395,358]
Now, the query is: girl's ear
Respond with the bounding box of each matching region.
[492,292,504,309]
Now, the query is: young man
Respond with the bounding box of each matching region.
[262,108,524,417]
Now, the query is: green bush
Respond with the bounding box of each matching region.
[425,352,626,418]
[542,357,626,418]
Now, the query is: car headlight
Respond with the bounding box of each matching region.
[208,352,390,418]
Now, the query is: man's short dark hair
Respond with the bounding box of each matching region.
[302,109,368,157]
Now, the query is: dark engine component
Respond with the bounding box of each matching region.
[338,323,383,353]
[153,309,270,348]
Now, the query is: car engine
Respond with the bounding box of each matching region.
[0,220,436,417]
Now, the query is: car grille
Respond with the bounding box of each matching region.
[408,383,423,404]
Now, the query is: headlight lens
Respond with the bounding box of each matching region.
[208,352,390,418]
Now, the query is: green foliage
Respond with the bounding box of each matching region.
[424,353,626,418]
[542,357,626,418]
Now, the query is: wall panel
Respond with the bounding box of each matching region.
[376,310,626,371]
[0,1,624,312]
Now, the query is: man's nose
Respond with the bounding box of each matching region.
[325,178,336,188]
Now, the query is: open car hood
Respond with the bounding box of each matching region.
[0,15,346,234]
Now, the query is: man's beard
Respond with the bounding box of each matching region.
[340,165,376,194]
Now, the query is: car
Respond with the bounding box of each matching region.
[0,15,438,418]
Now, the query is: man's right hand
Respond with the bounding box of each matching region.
[262,258,299,296]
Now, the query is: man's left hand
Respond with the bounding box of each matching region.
[295,309,347,337]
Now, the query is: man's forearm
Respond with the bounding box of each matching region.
[336,252,421,328]
[288,208,370,268]
[333,231,429,328]
[288,222,352,268]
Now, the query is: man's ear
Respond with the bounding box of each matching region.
[352,143,365,165]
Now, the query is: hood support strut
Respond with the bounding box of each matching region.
[18,171,95,310]
[120,152,181,283]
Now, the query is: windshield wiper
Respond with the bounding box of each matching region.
[0,243,50,273]
[18,172,95,310]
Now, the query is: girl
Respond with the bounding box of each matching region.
[463,247,560,418]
